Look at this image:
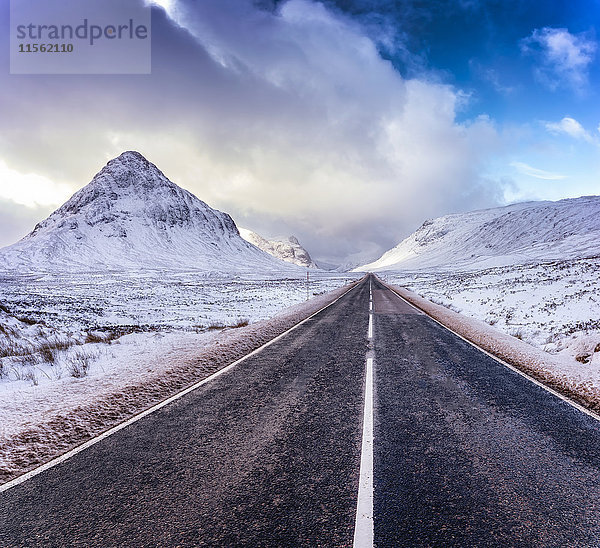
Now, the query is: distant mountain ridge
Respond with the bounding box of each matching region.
[356,195,600,271]
[0,151,298,273]
[239,228,317,268]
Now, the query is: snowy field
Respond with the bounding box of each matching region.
[0,272,360,482]
[0,270,356,330]
[0,269,359,387]
[380,256,600,371]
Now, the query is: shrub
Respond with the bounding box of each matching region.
[511,328,524,340]
[66,350,94,378]
[39,344,58,364]
[16,315,38,326]
[23,369,38,386]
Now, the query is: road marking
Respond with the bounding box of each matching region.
[0,279,366,494]
[384,281,600,424]
[368,314,373,339]
[353,356,374,548]
[369,301,373,312]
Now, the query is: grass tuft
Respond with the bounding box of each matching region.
[66,350,95,378]
[511,328,524,340]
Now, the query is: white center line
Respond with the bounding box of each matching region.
[353,356,374,548]
[368,313,373,339]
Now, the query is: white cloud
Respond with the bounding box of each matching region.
[521,27,597,92]
[545,117,594,142]
[510,161,567,180]
[0,160,75,208]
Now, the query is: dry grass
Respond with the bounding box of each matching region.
[511,328,524,340]
[231,318,250,328]
[65,350,95,378]
[84,332,107,344]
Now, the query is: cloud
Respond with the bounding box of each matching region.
[520,27,597,93]
[0,0,506,264]
[0,160,76,208]
[0,199,54,247]
[470,61,515,95]
[510,161,567,180]
[545,117,594,143]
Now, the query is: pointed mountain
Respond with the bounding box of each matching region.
[0,151,298,273]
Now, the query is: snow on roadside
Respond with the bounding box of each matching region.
[0,279,360,485]
[380,258,600,367]
[385,282,600,414]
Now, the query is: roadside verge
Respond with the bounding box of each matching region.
[384,281,600,416]
[0,279,361,486]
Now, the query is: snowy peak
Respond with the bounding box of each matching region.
[357,195,600,271]
[1,152,297,273]
[28,150,238,241]
[239,229,317,268]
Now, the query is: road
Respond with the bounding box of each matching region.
[2,274,600,547]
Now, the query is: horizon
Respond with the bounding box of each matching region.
[0,148,598,268]
[1,0,599,264]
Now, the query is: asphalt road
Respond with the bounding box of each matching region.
[2,274,600,547]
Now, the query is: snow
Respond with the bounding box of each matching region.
[0,151,299,274]
[357,195,600,272]
[0,276,360,483]
[239,228,317,268]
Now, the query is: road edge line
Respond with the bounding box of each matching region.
[353,355,374,548]
[0,278,364,494]
[382,279,600,423]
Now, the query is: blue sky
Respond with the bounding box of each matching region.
[0,0,598,264]
[327,0,600,198]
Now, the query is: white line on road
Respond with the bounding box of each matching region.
[369,301,373,312]
[0,280,364,494]
[368,314,373,339]
[353,356,374,548]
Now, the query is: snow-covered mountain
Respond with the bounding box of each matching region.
[0,151,298,273]
[238,228,317,268]
[357,195,600,271]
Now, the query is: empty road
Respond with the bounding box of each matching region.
[2,275,600,547]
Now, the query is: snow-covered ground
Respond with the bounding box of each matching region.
[356,194,600,404]
[0,274,360,483]
[0,270,357,386]
[380,257,600,383]
[0,270,352,330]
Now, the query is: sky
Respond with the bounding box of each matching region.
[0,0,599,266]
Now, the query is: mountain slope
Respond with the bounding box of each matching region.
[0,151,297,273]
[239,229,317,268]
[357,195,600,271]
